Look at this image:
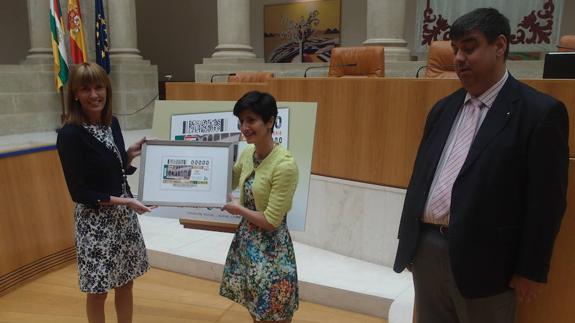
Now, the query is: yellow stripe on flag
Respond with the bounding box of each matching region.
[68,0,87,64]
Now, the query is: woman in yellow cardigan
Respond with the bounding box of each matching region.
[220,91,299,323]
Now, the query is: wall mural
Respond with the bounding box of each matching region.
[264,0,341,63]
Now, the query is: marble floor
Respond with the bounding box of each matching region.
[1,128,415,322]
[138,214,413,320]
[0,264,390,323]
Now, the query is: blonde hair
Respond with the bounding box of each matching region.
[65,62,113,126]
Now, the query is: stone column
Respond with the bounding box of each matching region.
[209,0,257,61]
[103,0,158,130]
[364,0,411,61]
[107,0,142,59]
[25,0,52,63]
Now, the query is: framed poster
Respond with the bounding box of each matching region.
[264,0,341,63]
[170,108,289,149]
[138,140,237,208]
[165,109,289,231]
[150,100,316,232]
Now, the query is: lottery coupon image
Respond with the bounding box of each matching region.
[161,156,212,191]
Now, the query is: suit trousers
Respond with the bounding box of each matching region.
[412,227,516,323]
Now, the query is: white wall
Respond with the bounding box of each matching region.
[561,0,575,36]
[136,0,217,81]
[0,0,101,65]
[0,2,31,64]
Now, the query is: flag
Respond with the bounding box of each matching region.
[95,0,110,73]
[67,0,87,64]
[49,0,69,90]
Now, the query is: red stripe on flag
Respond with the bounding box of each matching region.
[53,0,61,18]
[70,40,84,64]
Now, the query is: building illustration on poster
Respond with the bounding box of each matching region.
[161,157,212,191]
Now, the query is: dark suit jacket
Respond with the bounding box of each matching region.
[57,117,136,209]
[393,75,569,298]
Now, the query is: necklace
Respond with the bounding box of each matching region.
[254,143,277,165]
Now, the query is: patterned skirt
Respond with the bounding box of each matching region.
[74,203,149,294]
[220,216,299,321]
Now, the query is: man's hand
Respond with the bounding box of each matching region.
[509,274,544,303]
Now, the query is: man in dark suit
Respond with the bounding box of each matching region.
[394,8,569,323]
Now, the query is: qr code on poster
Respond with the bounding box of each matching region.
[184,119,225,134]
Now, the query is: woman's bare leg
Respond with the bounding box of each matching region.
[114,281,134,323]
[86,292,107,323]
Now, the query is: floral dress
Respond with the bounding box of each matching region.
[220,156,299,321]
[74,124,149,294]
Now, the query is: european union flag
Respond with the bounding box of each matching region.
[95,0,110,73]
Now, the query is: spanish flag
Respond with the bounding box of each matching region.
[49,0,69,90]
[67,0,87,64]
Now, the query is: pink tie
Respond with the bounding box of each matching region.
[427,98,482,224]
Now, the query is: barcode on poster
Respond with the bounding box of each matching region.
[183,119,225,134]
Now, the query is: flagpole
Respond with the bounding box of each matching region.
[59,89,66,123]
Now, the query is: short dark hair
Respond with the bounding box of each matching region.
[450,8,511,59]
[233,91,278,124]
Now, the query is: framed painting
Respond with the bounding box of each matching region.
[264,0,341,63]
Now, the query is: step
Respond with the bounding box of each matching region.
[139,215,413,319]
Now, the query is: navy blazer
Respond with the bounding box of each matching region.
[57,117,136,208]
[393,75,569,298]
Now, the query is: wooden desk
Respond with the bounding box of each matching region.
[179,219,238,233]
[167,78,575,323]
[167,78,574,188]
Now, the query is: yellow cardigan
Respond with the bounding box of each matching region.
[233,144,298,228]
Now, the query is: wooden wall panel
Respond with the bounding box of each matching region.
[516,159,575,323]
[267,78,461,187]
[0,148,75,295]
[523,79,575,157]
[166,82,269,101]
[166,78,574,188]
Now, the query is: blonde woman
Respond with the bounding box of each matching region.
[57,62,151,323]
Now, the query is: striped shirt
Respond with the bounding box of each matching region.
[422,70,509,225]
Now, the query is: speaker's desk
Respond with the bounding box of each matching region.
[166,77,575,323]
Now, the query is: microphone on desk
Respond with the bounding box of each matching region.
[304,63,357,77]
[415,64,456,78]
[210,73,236,83]
[556,46,575,51]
